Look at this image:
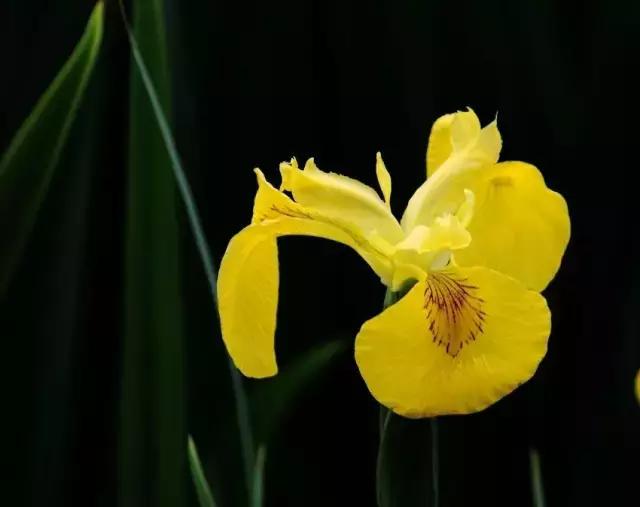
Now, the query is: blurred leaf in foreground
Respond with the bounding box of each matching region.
[251,340,346,443]
[0,2,103,295]
[529,447,546,507]
[119,0,186,506]
[119,0,260,502]
[377,412,436,507]
[251,445,267,507]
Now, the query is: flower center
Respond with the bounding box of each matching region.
[423,270,486,357]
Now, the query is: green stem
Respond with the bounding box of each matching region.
[376,288,395,506]
[251,446,267,507]
[376,407,392,501]
[529,448,546,507]
[377,284,440,507]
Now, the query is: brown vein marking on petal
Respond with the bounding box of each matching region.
[424,270,485,357]
[257,203,389,258]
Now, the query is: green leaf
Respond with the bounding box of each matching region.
[118,0,256,500]
[251,340,347,443]
[118,0,186,506]
[0,2,103,295]
[251,446,267,507]
[188,437,218,507]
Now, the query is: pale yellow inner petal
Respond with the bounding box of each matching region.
[376,152,392,207]
[254,168,394,281]
[280,158,404,244]
[389,210,472,291]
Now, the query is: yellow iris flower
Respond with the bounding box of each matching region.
[218,109,570,418]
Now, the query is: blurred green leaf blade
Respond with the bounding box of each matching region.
[0,2,103,295]
[188,436,218,507]
[529,448,546,507]
[251,445,267,507]
[119,0,186,506]
[377,413,436,507]
[119,0,257,500]
[251,340,346,443]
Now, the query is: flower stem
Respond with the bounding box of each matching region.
[377,284,440,507]
[529,447,546,507]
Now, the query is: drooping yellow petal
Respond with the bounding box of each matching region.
[280,158,404,244]
[635,369,640,404]
[218,225,279,378]
[218,170,396,378]
[376,152,392,207]
[355,265,550,418]
[403,110,501,231]
[219,213,386,378]
[454,161,570,291]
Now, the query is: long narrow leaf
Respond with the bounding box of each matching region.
[119,0,185,505]
[118,0,256,497]
[251,446,267,507]
[188,436,218,507]
[0,2,103,295]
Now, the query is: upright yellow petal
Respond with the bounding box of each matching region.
[454,161,570,291]
[426,113,455,176]
[219,170,396,378]
[280,158,404,244]
[355,265,550,418]
[403,110,501,231]
[449,109,482,151]
[376,152,392,207]
[426,109,501,178]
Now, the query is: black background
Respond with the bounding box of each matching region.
[1,0,639,506]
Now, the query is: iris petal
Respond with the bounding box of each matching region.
[403,109,501,232]
[218,170,395,377]
[280,158,404,244]
[355,265,550,417]
[453,161,570,291]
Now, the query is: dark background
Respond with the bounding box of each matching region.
[1,0,639,506]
